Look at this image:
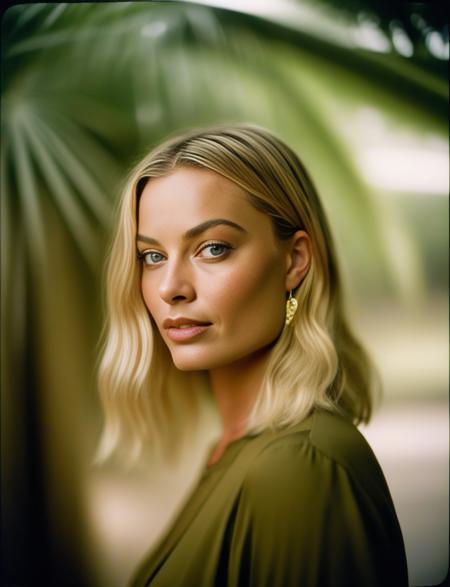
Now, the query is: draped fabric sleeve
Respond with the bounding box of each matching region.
[224,437,409,587]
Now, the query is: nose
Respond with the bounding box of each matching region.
[158,259,196,305]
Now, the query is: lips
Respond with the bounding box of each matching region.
[162,316,212,343]
[162,317,212,329]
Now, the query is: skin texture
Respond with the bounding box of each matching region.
[137,166,311,462]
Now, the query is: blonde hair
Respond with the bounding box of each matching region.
[96,123,380,466]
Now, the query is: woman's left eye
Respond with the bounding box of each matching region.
[198,242,231,259]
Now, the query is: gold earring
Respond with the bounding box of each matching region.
[285,290,298,326]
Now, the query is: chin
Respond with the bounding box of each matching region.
[169,344,266,372]
[171,353,218,372]
[168,344,228,371]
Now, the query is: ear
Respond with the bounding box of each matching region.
[285,230,312,291]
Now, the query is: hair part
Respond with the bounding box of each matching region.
[95,123,380,467]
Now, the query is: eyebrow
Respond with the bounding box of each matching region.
[136,218,247,246]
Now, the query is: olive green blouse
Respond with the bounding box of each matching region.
[129,409,409,586]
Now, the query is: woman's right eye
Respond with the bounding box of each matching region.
[138,251,165,266]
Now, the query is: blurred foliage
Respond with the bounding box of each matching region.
[2,1,447,291]
[313,0,448,63]
[1,2,448,586]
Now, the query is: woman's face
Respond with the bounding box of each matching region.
[137,166,293,371]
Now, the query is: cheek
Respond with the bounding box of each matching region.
[141,275,158,315]
[212,256,285,334]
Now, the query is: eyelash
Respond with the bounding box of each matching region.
[136,241,233,266]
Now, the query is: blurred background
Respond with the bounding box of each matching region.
[1,1,448,586]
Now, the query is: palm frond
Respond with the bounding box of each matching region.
[22,112,99,269]
[9,113,47,269]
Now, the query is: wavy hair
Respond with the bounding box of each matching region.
[96,123,380,466]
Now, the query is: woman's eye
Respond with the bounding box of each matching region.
[198,243,231,259]
[139,251,165,265]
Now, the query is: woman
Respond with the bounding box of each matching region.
[96,124,409,586]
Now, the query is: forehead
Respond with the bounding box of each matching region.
[138,166,262,230]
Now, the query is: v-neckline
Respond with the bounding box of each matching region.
[131,412,316,586]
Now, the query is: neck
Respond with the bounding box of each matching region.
[208,346,271,443]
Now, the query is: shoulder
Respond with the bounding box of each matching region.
[230,410,409,587]
[309,408,388,492]
[243,408,390,506]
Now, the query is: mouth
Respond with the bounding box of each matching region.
[163,317,212,343]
